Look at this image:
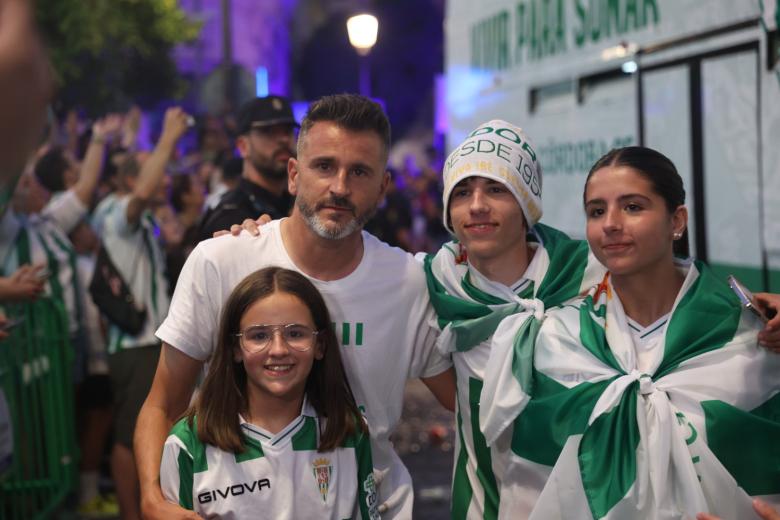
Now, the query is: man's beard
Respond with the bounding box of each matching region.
[250,150,291,181]
[297,195,377,240]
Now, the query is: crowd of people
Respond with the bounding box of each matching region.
[1,3,780,518]
[2,93,780,520]
[0,92,453,519]
[0,104,217,517]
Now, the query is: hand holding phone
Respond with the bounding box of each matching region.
[728,275,769,323]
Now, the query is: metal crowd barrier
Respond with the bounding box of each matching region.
[0,297,76,520]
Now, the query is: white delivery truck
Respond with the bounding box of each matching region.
[445,0,780,291]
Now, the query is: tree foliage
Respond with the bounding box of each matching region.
[35,0,200,114]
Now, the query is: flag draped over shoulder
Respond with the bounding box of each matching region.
[496,261,780,520]
[424,223,597,349]
[423,223,603,443]
[424,224,603,519]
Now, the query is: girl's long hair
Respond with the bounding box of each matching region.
[187,266,365,452]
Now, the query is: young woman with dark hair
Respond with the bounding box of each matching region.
[585,145,690,258]
[159,266,379,519]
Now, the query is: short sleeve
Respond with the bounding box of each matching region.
[155,243,221,361]
[160,436,194,510]
[42,190,87,235]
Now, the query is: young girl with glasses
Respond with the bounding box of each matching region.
[160,266,379,519]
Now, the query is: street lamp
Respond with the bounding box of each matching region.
[346,14,378,97]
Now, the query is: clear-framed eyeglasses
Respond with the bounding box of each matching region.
[235,323,319,353]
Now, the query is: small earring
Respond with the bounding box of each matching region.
[673,232,682,240]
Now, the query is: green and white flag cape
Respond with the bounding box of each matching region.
[485,261,780,519]
[424,223,604,518]
[424,224,602,356]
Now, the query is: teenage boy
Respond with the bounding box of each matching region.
[423,119,605,518]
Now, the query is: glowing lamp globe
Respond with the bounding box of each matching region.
[347,14,378,56]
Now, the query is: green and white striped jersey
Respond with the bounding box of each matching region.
[0,191,87,335]
[424,224,603,519]
[161,400,380,520]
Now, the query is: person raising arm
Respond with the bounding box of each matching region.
[103,107,190,520]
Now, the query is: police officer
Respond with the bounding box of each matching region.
[199,96,297,240]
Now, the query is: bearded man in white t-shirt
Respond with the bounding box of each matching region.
[135,94,455,520]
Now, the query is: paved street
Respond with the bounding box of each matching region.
[393,379,455,519]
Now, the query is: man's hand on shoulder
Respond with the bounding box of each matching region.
[211,214,272,238]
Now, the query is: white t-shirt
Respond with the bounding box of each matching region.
[102,195,170,351]
[45,190,87,233]
[160,399,379,520]
[157,219,451,519]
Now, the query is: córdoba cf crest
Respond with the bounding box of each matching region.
[311,458,332,503]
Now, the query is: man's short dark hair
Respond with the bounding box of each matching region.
[298,94,391,158]
[34,147,70,193]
